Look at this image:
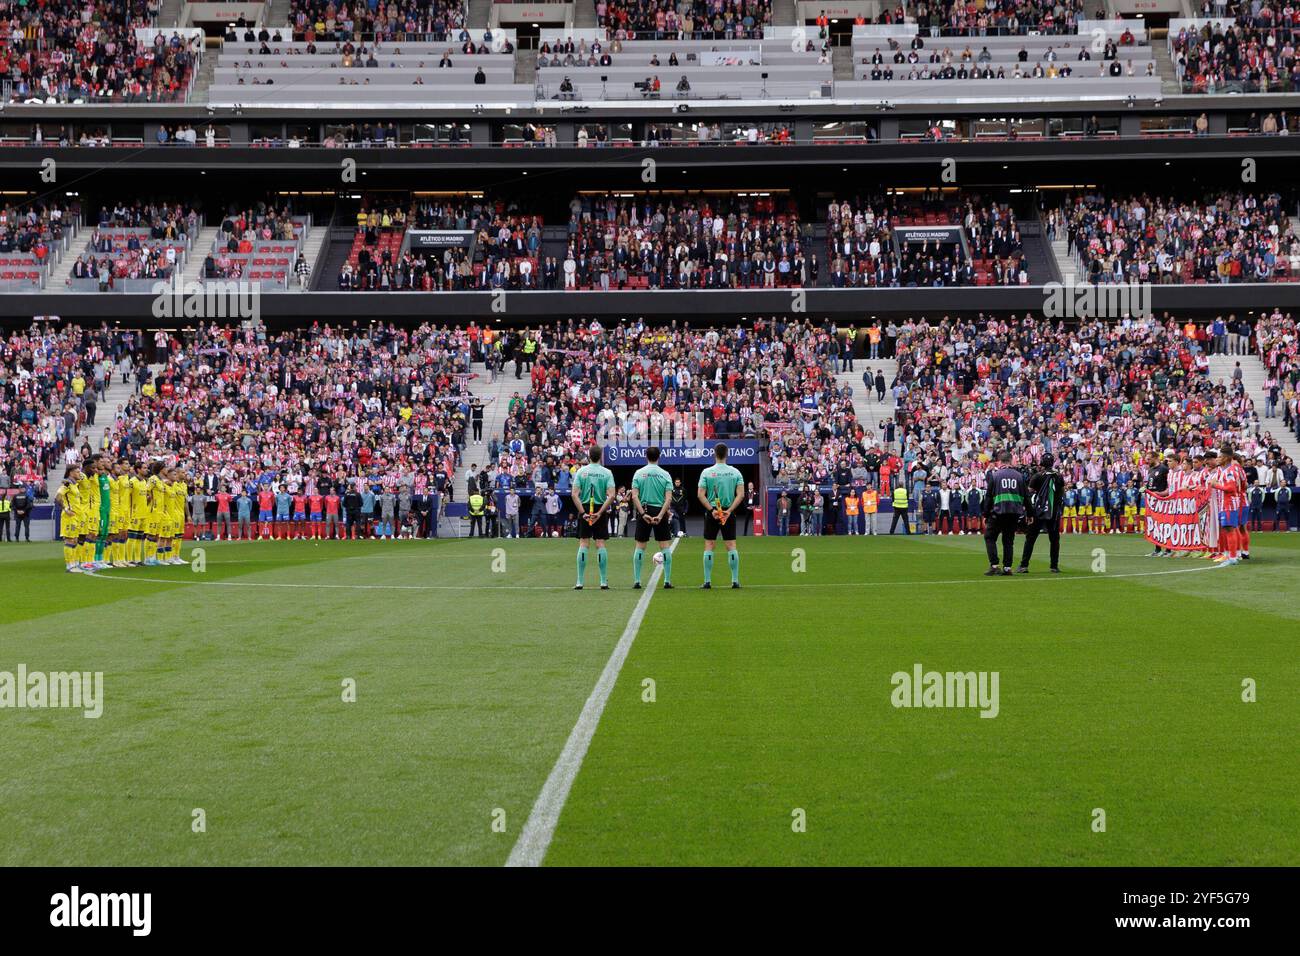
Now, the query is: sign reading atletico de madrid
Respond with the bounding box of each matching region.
[1144,487,1213,551]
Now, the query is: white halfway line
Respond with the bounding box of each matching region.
[505,539,679,868]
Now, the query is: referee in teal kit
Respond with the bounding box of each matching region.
[697,442,744,589]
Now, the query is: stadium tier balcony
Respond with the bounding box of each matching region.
[826,195,1025,287]
[1055,190,1300,284]
[1170,15,1300,94]
[0,202,73,291]
[1,4,201,104]
[842,21,1160,100]
[594,0,771,40]
[209,32,527,106]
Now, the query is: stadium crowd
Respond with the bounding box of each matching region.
[595,0,771,39]
[563,192,812,289]
[288,0,467,42]
[339,196,543,291]
[90,323,473,539]
[828,195,1026,287]
[876,312,1298,534]
[1,1,198,103]
[1052,190,1300,284]
[1172,8,1300,94]
[0,323,140,499]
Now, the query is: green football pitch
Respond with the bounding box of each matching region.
[1,532,1296,867]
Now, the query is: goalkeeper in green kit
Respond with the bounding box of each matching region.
[572,445,616,590]
[697,442,744,589]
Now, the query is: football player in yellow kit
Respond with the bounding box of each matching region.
[143,462,166,567]
[128,463,150,566]
[56,464,86,572]
[165,466,188,565]
[109,460,131,568]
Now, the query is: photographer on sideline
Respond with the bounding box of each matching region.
[1018,454,1065,573]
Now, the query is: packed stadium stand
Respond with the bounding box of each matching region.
[2,3,201,104]
[1054,190,1300,284]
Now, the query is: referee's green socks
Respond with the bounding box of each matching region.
[576,546,587,586]
[632,548,643,586]
[728,549,740,585]
[597,547,608,587]
[661,549,672,584]
[702,550,713,584]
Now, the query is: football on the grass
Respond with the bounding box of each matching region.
[653,552,664,565]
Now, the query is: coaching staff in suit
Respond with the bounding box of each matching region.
[1018,454,1064,573]
[983,449,1030,576]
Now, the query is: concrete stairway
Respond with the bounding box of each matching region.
[189,46,219,104]
[158,0,184,27]
[45,240,84,292]
[832,46,854,81]
[468,0,493,30]
[292,222,328,292]
[463,363,531,472]
[771,0,797,27]
[1020,230,1059,285]
[835,358,898,443]
[182,227,220,283]
[1207,355,1300,464]
[79,374,137,455]
[574,0,597,29]
[1151,31,1181,95]
[1050,236,1079,284]
[268,0,293,28]
[515,47,537,84]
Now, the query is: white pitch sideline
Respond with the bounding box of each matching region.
[505,538,680,867]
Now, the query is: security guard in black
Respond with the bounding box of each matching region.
[983,450,1030,575]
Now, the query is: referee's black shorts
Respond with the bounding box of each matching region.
[634,513,672,543]
[702,512,737,541]
[578,513,609,540]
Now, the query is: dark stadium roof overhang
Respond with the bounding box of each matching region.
[3,133,1298,174]
[6,286,1300,328]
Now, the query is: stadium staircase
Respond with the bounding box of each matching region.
[62,375,137,476]
[159,0,184,28]
[468,0,493,30]
[573,1,597,28]
[835,357,898,443]
[463,364,529,472]
[45,243,83,292]
[771,0,797,28]
[292,222,328,292]
[268,0,293,30]
[1020,224,1060,284]
[515,47,538,84]
[1207,355,1300,464]
[831,46,854,82]
[190,49,219,104]
[1151,33,1181,96]
[182,227,220,284]
[1050,234,1079,284]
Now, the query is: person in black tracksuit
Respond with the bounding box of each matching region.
[1144,451,1171,556]
[983,449,1030,575]
[1018,454,1065,573]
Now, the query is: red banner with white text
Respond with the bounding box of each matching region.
[1143,487,1215,551]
